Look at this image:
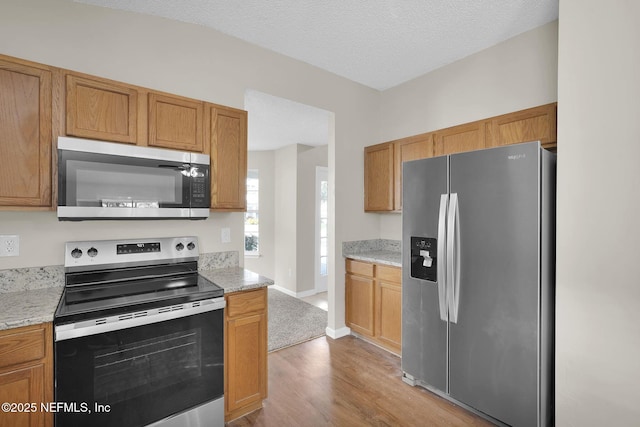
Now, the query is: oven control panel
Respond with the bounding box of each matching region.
[64,236,200,270]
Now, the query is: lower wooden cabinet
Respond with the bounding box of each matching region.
[345,259,401,354]
[224,288,267,422]
[0,323,53,427]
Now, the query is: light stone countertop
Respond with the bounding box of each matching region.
[198,267,274,293]
[0,286,64,331]
[342,239,402,267]
[343,250,402,267]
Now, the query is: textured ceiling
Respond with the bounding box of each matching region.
[76,0,558,91]
[74,0,558,151]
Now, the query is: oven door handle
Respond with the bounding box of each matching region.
[55,297,225,341]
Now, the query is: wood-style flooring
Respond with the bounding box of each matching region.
[228,335,493,426]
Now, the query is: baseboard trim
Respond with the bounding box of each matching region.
[326,326,351,339]
[272,285,317,299]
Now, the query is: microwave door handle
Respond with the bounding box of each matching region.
[157,164,191,176]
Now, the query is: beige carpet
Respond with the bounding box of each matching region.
[268,288,327,352]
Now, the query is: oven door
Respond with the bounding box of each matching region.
[54,302,223,427]
[57,136,210,220]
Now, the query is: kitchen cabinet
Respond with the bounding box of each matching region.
[206,104,248,211]
[363,103,558,212]
[393,133,433,211]
[0,323,53,427]
[486,102,557,151]
[345,259,401,354]
[65,72,140,144]
[374,264,402,354]
[0,56,52,209]
[224,288,267,422]
[364,142,394,211]
[434,120,487,156]
[148,93,204,152]
[345,259,376,335]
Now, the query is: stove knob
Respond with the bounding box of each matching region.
[187,242,195,251]
[88,247,98,257]
[176,243,184,251]
[71,248,83,259]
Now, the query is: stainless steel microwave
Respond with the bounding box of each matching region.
[57,137,210,220]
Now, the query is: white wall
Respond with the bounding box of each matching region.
[244,151,275,279]
[556,1,640,424]
[378,20,559,240]
[273,144,301,292]
[0,0,381,333]
[297,145,329,294]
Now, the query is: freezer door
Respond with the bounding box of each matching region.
[401,155,448,391]
[448,142,542,427]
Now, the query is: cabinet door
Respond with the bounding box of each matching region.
[375,265,402,354]
[226,313,267,414]
[207,105,247,211]
[148,93,204,152]
[434,121,486,156]
[66,73,138,144]
[486,103,557,150]
[0,365,47,427]
[225,289,267,420]
[0,323,53,427]
[364,142,394,212]
[0,58,52,208]
[393,133,433,211]
[345,273,375,336]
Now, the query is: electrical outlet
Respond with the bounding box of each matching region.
[0,235,20,257]
[221,228,231,243]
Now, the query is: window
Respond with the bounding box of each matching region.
[245,170,259,255]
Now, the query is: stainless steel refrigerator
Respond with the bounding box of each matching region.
[401,141,555,427]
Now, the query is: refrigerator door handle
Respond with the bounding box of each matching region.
[447,193,462,324]
[437,194,449,321]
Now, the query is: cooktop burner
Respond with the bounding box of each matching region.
[54,237,224,325]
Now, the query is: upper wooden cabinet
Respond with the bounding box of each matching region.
[0,56,52,208]
[207,104,247,211]
[393,133,433,211]
[365,103,558,212]
[434,120,487,157]
[486,103,557,150]
[65,73,139,144]
[148,93,204,152]
[364,142,395,211]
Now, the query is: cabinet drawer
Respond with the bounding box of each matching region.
[0,325,46,369]
[346,259,374,277]
[376,265,401,284]
[226,289,267,318]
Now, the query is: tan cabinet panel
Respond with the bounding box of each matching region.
[224,289,267,422]
[66,73,138,144]
[148,93,204,152]
[0,57,52,208]
[375,279,402,354]
[364,142,394,211]
[206,105,247,211]
[486,103,557,150]
[0,323,53,427]
[434,120,487,157]
[345,273,376,336]
[393,133,433,211]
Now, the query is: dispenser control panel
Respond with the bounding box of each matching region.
[410,236,437,282]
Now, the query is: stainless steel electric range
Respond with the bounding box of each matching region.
[53,236,225,427]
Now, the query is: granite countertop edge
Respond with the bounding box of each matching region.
[1,266,273,332]
[343,251,402,267]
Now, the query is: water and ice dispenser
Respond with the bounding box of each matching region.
[410,236,437,282]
